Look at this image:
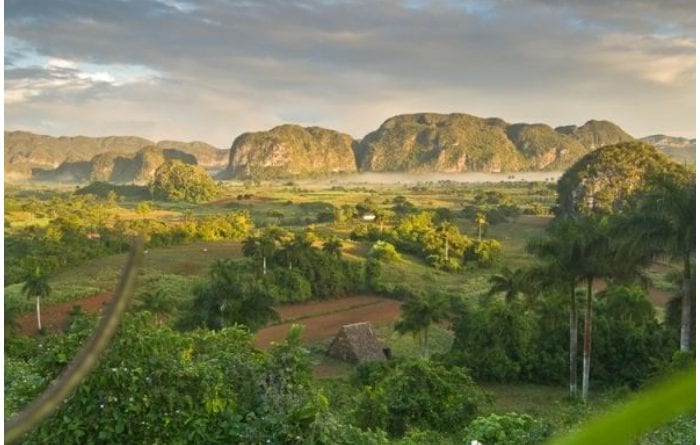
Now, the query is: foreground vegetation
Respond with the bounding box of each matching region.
[4,159,695,443]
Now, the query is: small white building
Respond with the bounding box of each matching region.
[361,213,376,222]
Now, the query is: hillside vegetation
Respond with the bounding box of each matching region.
[640,135,696,165]
[6,115,694,182]
[33,146,198,184]
[356,114,633,174]
[556,140,692,215]
[225,124,357,179]
[4,131,228,180]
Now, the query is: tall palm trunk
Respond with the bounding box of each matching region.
[263,256,267,275]
[680,254,692,352]
[582,277,593,402]
[569,283,577,399]
[444,236,449,263]
[35,297,42,332]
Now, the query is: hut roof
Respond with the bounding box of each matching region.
[327,322,386,363]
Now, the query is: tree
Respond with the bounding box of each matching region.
[437,221,453,263]
[374,208,394,238]
[136,289,176,324]
[527,218,593,399]
[616,175,695,352]
[242,231,279,275]
[322,236,344,259]
[530,216,625,401]
[353,358,485,437]
[22,268,51,332]
[369,241,401,262]
[395,292,449,357]
[190,260,278,331]
[487,267,525,305]
[135,201,152,217]
[475,212,487,241]
[150,160,217,203]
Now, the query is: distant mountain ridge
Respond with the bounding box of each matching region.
[354,113,633,174]
[4,130,228,180]
[640,134,696,165]
[32,146,198,184]
[5,115,694,182]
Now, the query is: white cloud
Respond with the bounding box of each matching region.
[45,58,78,70]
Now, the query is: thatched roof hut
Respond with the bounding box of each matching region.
[327,322,387,363]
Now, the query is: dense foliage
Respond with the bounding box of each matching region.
[463,412,551,445]
[150,160,218,203]
[4,169,694,443]
[4,188,254,284]
[556,141,691,215]
[352,210,501,270]
[445,286,675,388]
[353,358,485,437]
[6,316,387,444]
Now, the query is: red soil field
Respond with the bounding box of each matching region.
[14,293,402,348]
[16,293,113,336]
[254,298,401,349]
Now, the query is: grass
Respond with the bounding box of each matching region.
[481,383,570,417]
[49,241,243,293]
[377,323,454,358]
[378,253,492,298]
[4,282,101,312]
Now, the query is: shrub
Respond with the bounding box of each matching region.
[353,358,485,437]
[369,241,402,262]
[463,412,551,445]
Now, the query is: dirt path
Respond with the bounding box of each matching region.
[16,293,113,336]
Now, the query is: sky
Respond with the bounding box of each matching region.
[4,0,696,148]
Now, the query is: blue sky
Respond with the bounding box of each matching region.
[4,0,696,147]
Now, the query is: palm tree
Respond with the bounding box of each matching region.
[22,268,51,332]
[374,208,394,238]
[395,292,449,357]
[615,175,695,352]
[487,267,524,305]
[531,216,625,401]
[242,234,276,275]
[475,212,487,241]
[136,289,175,324]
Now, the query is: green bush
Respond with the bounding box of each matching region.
[9,316,386,444]
[353,358,485,437]
[463,412,551,445]
[448,299,534,382]
[369,241,402,262]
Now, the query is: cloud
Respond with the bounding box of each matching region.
[4,0,696,144]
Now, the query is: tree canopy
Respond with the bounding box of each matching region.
[150,160,217,203]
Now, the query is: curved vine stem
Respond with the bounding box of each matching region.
[4,238,144,444]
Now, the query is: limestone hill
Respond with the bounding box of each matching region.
[554,120,634,150]
[355,113,627,173]
[640,134,696,165]
[32,146,197,184]
[4,131,228,180]
[225,124,357,179]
